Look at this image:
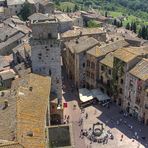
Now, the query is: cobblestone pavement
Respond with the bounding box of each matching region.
[81,104,148,148]
[62,67,87,148]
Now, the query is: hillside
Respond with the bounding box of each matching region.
[54,0,148,21]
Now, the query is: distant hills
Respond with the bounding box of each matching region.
[54,0,148,21]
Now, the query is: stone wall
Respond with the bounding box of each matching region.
[31,21,62,99]
[31,39,62,99]
[31,22,58,40]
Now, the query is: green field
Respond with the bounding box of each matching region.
[109,11,123,18]
[106,10,147,29]
[57,2,75,11]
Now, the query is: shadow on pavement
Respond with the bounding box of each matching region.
[93,103,148,147]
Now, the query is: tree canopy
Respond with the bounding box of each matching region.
[19,3,32,21]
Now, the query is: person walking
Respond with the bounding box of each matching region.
[120,134,124,141]
[79,117,83,126]
[67,115,70,123]
[79,129,83,138]
[85,113,88,119]
[67,115,70,120]
[64,115,67,120]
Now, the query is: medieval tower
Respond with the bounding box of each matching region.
[30,14,62,101]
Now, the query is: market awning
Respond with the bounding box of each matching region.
[79,88,93,103]
[91,89,110,101]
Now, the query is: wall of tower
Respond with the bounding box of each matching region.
[31,39,62,99]
[30,20,62,100]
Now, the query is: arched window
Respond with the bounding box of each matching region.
[87,60,90,67]
[91,62,95,69]
[101,76,103,83]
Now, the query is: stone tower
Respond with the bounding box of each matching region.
[30,14,62,100]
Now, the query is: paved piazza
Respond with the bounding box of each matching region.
[62,68,148,148]
[81,104,148,148]
[63,89,148,148]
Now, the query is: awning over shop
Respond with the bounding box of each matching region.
[79,88,93,103]
[79,88,110,103]
[91,89,110,101]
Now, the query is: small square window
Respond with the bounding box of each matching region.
[101,65,104,71]
[108,69,111,75]
[83,63,85,68]
[120,79,124,84]
[48,33,52,39]
[119,88,123,94]
[116,76,118,81]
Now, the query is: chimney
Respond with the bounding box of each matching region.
[76,39,79,44]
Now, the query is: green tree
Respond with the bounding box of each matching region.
[113,19,117,26]
[133,22,137,33]
[117,21,120,28]
[74,4,79,12]
[66,6,70,13]
[139,25,148,39]
[105,11,108,17]
[126,22,130,30]
[141,26,146,39]
[120,20,123,27]
[87,20,100,28]
[138,28,142,38]
[19,3,31,21]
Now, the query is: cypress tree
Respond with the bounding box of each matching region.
[105,11,108,17]
[113,19,117,26]
[126,23,130,30]
[138,28,142,38]
[133,22,137,33]
[120,20,123,27]
[141,26,146,39]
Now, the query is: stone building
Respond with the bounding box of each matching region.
[99,52,114,96]
[0,73,51,148]
[38,0,54,14]
[0,16,31,55]
[81,11,108,26]
[55,13,73,33]
[144,88,148,125]
[124,58,148,124]
[63,36,99,88]
[6,0,25,16]
[0,54,13,71]
[0,69,15,89]
[85,39,129,90]
[72,15,83,27]
[112,48,142,107]
[61,27,106,42]
[30,13,62,100]
[12,42,31,66]
[68,11,84,27]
